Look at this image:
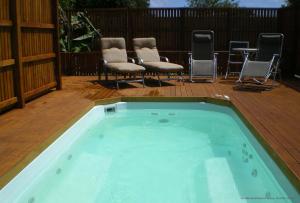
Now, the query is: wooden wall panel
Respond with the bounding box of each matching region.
[20,0,57,98]
[0,69,15,102]
[0,0,60,113]
[23,60,56,94]
[20,0,53,24]
[0,28,12,60]
[0,0,17,110]
[0,0,10,20]
[21,30,54,57]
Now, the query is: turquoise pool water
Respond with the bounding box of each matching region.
[0,102,299,203]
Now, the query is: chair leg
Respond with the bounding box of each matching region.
[225,63,230,79]
[211,76,215,83]
[272,69,282,87]
[105,67,108,81]
[98,70,101,81]
[276,69,283,86]
[180,72,184,85]
[279,69,282,84]
[115,74,119,89]
[142,73,145,88]
[157,75,162,87]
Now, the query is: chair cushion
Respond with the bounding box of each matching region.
[105,63,145,73]
[192,60,214,76]
[133,38,160,62]
[101,38,127,63]
[192,31,214,60]
[143,62,183,72]
[242,60,271,77]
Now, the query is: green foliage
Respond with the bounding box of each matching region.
[60,0,149,9]
[59,7,102,53]
[188,0,239,8]
[286,0,300,6]
[59,0,76,9]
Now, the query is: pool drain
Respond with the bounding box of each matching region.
[251,169,257,177]
[28,197,35,203]
[56,168,62,175]
[243,150,248,156]
[151,112,158,115]
[159,119,169,123]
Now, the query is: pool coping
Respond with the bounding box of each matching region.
[0,96,299,193]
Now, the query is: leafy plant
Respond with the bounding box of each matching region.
[60,0,76,9]
[59,6,102,53]
[188,0,239,8]
[73,0,149,8]
[286,0,300,6]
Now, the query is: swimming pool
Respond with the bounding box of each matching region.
[0,102,299,203]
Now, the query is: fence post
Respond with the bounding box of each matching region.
[294,8,298,76]
[52,0,62,90]
[126,8,129,46]
[180,8,185,51]
[11,0,25,108]
[226,8,232,50]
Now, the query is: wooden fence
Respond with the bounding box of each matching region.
[278,8,300,77]
[61,7,300,77]
[0,0,61,112]
[62,7,281,75]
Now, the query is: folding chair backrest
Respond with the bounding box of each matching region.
[229,41,249,53]
[192,30,214,60]
[133,38,160,62]
[101,38,127,63]
[256,33,284,62]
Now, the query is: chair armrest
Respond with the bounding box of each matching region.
[213,53,219,60]
[134,57,144,65]
[128,57,135,64]
[160,56,169,63]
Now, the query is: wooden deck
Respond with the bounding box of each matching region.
[0,76,300,189]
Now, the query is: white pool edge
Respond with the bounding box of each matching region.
[0,102,127,202]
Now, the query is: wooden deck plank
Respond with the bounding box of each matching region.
[0,75,300,189]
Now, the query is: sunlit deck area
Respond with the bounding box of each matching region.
[0,76,299,188]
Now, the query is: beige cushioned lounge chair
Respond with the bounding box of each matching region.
[133,38,184,86]
[100,38,145,89]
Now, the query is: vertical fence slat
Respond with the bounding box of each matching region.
[11,0,25,107]
[52,0,62,89]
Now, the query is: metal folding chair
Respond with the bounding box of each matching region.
[237,33,284,87]
[225,41,249,79]
[189,30,217,82]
